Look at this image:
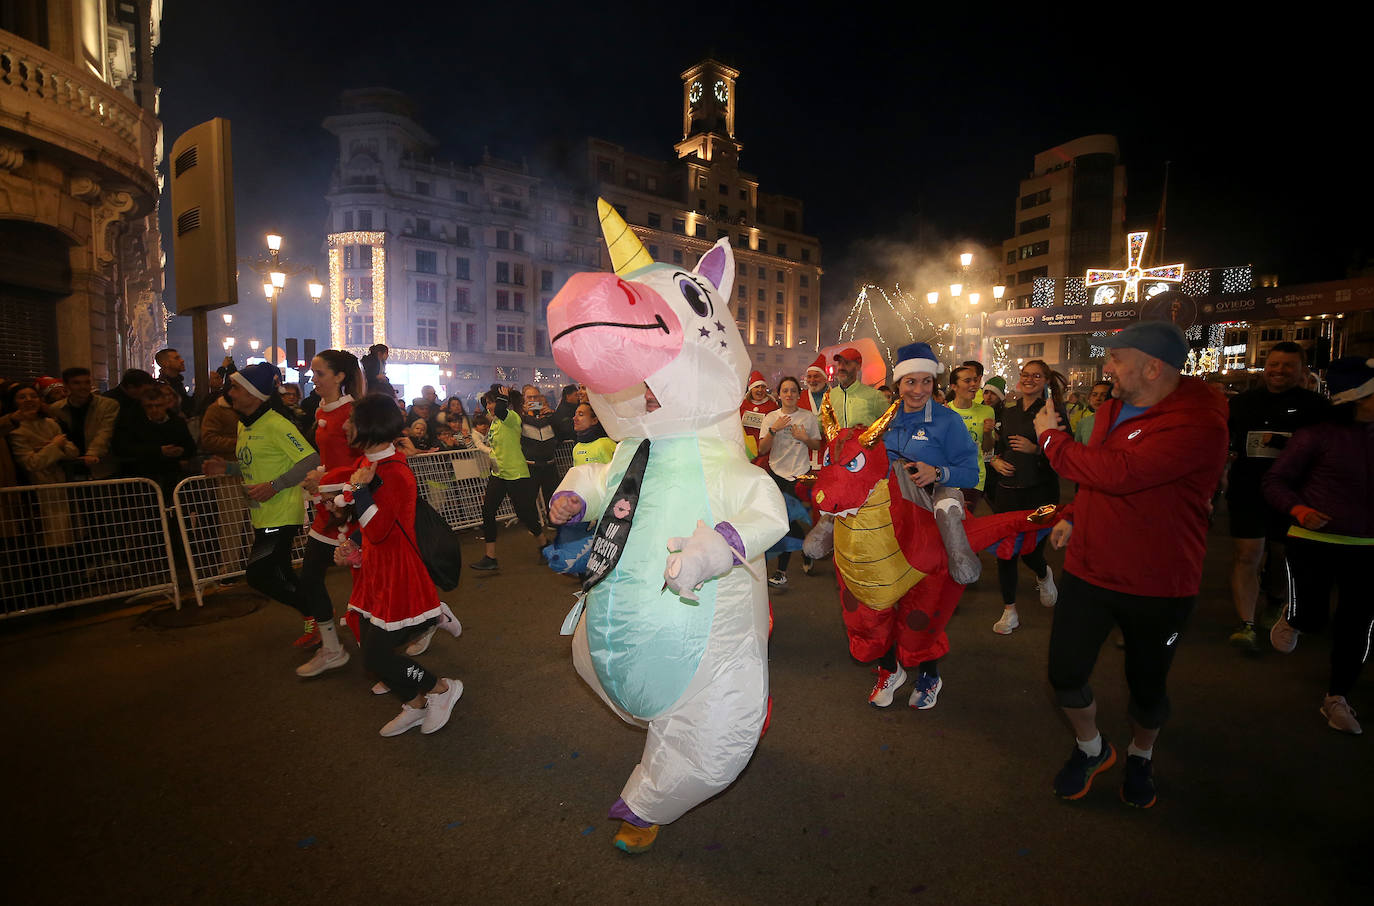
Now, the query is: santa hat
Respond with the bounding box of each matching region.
[983,376,1007,401]
[892,342,940,381]
[230,362,280,401]
[805,354,828,377]
[1328,357,1374,405]
[747,370,768,391]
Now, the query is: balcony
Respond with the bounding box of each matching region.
[0,36,160,207]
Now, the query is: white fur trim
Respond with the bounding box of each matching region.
[893,357,939,381]
[230,371,268,401]
[308,528,343,546]
[320,394,353,412]
[1331,372,1374,404]
[365,444,396,462]
[358,504,379,526]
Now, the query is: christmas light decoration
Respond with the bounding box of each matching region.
[327,231,386,349]
[1220,266,1253,294]
[1064,276,1086,306]
[1085,231,1185,305]
[1032,276,1055,308]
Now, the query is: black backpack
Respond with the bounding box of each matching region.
[380,462,462,591]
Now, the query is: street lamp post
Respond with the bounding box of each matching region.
[240,233,324,372]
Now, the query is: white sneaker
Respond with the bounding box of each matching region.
[438,602,463,638]
[868,664,907,708]
[421,679,464,734]
[295,646,350,678]
[768,570,788,588]
[371,681,390,696]
[1270,615,1300,654]
[1321,695,1363,735]
[379,704,426,737]
[405,625,439,657]
[993,607,1020,635]
[1037,567,1058,607]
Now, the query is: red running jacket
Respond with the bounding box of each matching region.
[1037,376,1228,598]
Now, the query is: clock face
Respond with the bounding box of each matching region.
[689,80,702,104]
[714,79,728,103]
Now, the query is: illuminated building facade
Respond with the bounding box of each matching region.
[0,0,166,385]
[999,135,1127,310]
[321,60,822,399]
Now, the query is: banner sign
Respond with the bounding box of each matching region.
[985,305,1139,336]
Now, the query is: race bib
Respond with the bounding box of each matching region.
[1245,430,1291,460]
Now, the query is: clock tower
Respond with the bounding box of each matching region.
[675,59,741,163]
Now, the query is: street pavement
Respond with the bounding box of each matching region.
[1,504,1369,905]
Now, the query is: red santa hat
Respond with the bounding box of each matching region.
[747,370,767,391]
[805,355,828,377]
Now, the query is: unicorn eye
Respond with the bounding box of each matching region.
[844,451,866,473]
[678,278,712,318]
[822,448,831,467]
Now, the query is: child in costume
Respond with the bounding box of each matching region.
[545,201,787,853]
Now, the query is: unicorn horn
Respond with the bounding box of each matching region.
[819,390,839,443]
[597,198,654,276]
[858,400,900,448]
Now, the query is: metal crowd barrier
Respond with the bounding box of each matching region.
[1,442,581,618]
[0,477,182,619]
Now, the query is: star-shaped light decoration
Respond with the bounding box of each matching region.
[1085,231,1184,305]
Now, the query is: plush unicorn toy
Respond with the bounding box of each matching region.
[545,200,787,854]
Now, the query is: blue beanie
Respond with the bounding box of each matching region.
[893,342,940,381]
[1107,321,1188,369]
[231,362,280,401]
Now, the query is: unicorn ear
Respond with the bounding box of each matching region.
[693,237,735,301]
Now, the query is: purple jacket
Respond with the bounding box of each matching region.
[1262,420,1374,538]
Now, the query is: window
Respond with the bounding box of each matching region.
[358,210,373,229]
[648,244,659,258]
[512,264,525,285]
[626,169,639,188]
[776,270,784,282]
[449,322,462,347]
[775,312,784,326]
[800,248,810,263]
[359,246,372,268]
[1007,250,1017,265]
[1018,266,1049,284]
[717,205,728,220]
[454,225,470,247]
[777,243,788,258]
[417,318,438,347]
[696,174,707,190]
[496,290,510,310]
[454,189,469,204]
[1020,188,1052,210]
[776,291,784,304]
[647,212,662,229]
[647,176,658,191]
[343,211,354,231]
[597,158,615,181]
[541,270,554,292]
[738,285,746,300]
[754,330,764,345]
[535,329,549,355]
[344,276,358,298]
[774,334,784,346]
[466,324,479,349]
[756,266,765,279]
[454,288,471,312]
[1019,214,1051,234]
[672,249,684,265]
[738,233,748,247]
[783,211,797,232]
[1018,240,1050,260]
[343,246,355,268]
[513,292,525,312]
[416,217,431,237]
[800,294,809,308]
[757,288,765,302]
[799,315,809,328]
[496,261,510,284]
[416,280,437,303]
[360,276,373,299]
[672,217,685,235]
[345,315,373,345]
[496,230,509,250]
[497,325,525,352]
[513,233,525,252]
[455,257,470,280]
[416,250,437,273]
[756,309,765,322]
[758,239,768,254]
[1012,342,1045,357]
[415,180,431,196]
[1260,328,1284,341]
[800,275,809,288]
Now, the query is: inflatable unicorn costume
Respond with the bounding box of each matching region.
[546,200,787,853]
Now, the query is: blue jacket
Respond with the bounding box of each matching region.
[884,398,980,489]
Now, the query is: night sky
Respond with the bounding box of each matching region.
[156,3,1370,354]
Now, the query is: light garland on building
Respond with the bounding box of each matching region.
[327,231,387,349]
[1085,230,1185,305]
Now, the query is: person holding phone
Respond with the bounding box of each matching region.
[988,359,1064,636]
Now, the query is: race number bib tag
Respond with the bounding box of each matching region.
[1245,430,1291,460]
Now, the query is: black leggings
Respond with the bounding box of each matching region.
[528,461,561,511]
[297,537,340,623]
[1284,537,1373,697]
[245,525,301,614]
[481,476,543,542]
[997,536,1049,606]
[1048,570,1194,730]
[359,617,439,701]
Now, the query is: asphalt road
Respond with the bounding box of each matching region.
[1,508,1369,905]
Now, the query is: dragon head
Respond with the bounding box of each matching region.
[811,394,900,517]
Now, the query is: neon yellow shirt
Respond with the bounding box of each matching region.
[236,409,314,528]
[946,401,995,491]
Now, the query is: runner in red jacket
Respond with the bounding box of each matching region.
[1031,322,1227,809]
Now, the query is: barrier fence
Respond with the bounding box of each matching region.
[2,443,578,618]
[0,478,182,618]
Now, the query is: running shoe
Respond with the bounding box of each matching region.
[292,618,320,649]
[1053,738,1117,800]
[379,704,426,737]
[438,602,463,637]
[868,664,907,708]
[768,570,788,588]
[405,625,438,657]
[908,673,943,710]
[371,681,390,695]
[1270,615,1300,654]
[469,556,499,571]
[1037,566,1058,607]
[295,646,350,678]
[1119,754,1157,808]
[801,556,814,575]
[1228,623,1257,652]
[421,679,464,734]
[993,607,1020,635]
[1321,695,1362,735]
[613,821,660,854]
